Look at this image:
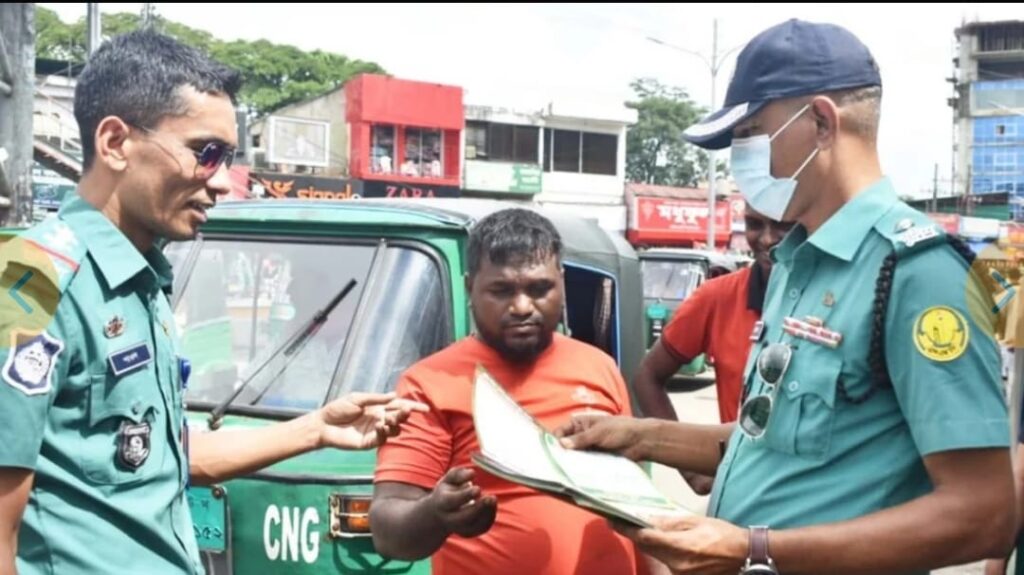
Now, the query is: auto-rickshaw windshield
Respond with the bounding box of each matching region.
[641,259,706,303]
[165,238,450,413]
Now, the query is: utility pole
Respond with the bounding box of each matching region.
[648,20,745,250]
[706,19,719,249]
[948,57,959,201]
[964,164,973,216]
[932,163,939,213]
[0,3,36,226]
[87,4,102,55]
[141,3,156,29]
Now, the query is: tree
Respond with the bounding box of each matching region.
[35,7,83,62]
[625,78,727,187]
[34,7,385,115]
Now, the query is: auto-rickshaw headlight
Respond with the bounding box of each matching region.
[329,494,372,537]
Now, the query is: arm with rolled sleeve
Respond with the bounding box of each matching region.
[370,370,457,560]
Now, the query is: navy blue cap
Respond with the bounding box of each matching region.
[683,19,882,150]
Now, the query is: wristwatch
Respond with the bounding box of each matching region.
[740,526,779,575]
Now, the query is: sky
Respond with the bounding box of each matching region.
[42,3,1024,199]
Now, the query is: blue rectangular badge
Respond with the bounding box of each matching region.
[108,342,153,377]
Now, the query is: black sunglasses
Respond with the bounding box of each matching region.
[133,124,236,179]
[738,342,793,439]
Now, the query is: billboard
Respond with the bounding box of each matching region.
[266,116,330,168]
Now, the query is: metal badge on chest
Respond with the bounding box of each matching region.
[118,420,152,469]
[104,315,125,339]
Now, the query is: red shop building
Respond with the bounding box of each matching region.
[250,74,464,200]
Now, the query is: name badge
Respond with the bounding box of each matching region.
[108,342,153,377]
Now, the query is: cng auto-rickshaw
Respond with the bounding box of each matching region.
[637,248,749,380]
[163,198,646,574]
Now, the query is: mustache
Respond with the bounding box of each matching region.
[502,319,543,328]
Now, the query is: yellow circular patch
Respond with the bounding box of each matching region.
[913,306,969,362]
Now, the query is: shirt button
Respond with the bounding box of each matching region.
[788,288,800,299]
[131,402,141,415]
[788,381,800,392]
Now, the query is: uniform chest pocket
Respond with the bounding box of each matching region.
[761,353,841,460]
[79,372,165,485]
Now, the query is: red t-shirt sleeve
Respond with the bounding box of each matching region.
[374,369,452,490]
[660,280,717,362]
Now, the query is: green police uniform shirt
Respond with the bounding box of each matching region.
[709,179,1009,569]
[0,195,201,574]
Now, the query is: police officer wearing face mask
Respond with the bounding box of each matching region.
[555,19,1014,575]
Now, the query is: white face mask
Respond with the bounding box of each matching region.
[730,104,819,221]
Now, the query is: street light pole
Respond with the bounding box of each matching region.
[649,21,744,250]
[87,4,101,55]
[706,19,719,249]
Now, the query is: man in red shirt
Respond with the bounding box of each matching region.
[370,209,649,574]
[633,205,792,493]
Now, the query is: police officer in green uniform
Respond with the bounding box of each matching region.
[557,20,1014,575]
[0,30,425,575]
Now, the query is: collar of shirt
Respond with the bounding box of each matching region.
[772,177,898,266]
[59,193,174,294]
[746,264,768,313]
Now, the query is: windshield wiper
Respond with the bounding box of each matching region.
[170,234,204,310]
[208,278,358,429]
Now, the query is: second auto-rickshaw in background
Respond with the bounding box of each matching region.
[637,248,750,379]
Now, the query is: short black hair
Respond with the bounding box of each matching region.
[74,29,242,170]
[826,85,882,142]
[467,209,562,277]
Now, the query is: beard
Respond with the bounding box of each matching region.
[479,330,554,363]
[475,321,555,364]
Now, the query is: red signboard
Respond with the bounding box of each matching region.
[345,74,463,130]
[628,197,731,246]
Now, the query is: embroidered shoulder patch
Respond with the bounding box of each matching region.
[913,306,969,362]
[2,329,64,395]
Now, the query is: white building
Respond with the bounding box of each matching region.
[31,60,83,212]
[33,60,81,153]
[462,99,637,234]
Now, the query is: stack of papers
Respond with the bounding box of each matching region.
[471,366,691,527]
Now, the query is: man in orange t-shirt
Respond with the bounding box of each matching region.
[632,205,792,493]
[370,208,648,575]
